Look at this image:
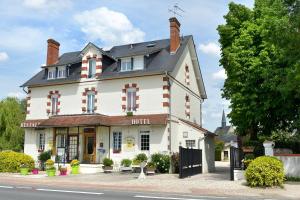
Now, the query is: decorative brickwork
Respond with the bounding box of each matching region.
[46,90,61,115]
[185,64,190,85]
[82,87,98,113]
[81,53,102,79]
[121,83,140,112]
[185,94,190,119]
[26,90,31,115]
[162,76,170,107]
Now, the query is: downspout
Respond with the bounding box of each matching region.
[108,126,111,159]
[22,87,28,95]
[165,71,172,154]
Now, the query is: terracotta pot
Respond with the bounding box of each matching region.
[32,168,39,174]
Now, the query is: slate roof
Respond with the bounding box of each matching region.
[179,118,216,136]
[21,35,197,88]
[214,125,237,143]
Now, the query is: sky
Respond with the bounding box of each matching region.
[0,0,254,132]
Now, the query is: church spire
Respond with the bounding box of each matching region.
[221,109,226,128]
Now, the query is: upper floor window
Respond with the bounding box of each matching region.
[87,92,95,113]
[37,132,45,152]
[57,67,66,78]
[127,88,136,111]
[121,58,132,71]
[48,69,56,79]
[121,56,144,72]
[51,95,58,115]
[113,131,122,153]
[88,59,96,78]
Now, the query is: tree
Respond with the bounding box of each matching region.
[0,97,26,151]
[217,0,300,139]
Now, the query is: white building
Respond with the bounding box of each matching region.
[21,17,215,173]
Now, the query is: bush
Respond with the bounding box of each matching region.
[171,152,179,173]
[215,149,222,161]
[245,156,284,187]
[135,153,148,163]
[70,159,80,167]
[151,153,170,173]
[38,150,51,162]
[121,159,132,167]
[103,158,113,167]
[0,151,34,172]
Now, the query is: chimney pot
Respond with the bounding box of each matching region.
[169,17,181,54]
[46,38,60,66]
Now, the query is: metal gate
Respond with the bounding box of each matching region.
[179,146,202,178]
[230,146,244,180]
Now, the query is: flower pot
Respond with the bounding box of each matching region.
[32,168,39,175]
[102,166,113,173]
[20,168,29,175]
[146,167,156,174]
[71,166,79,174]
[46,169,56,177]
[60,170,67,176]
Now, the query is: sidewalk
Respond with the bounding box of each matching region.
[0,162,299,199]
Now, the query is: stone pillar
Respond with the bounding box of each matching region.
[263,141,275,156]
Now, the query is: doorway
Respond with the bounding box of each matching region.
[83,133,96,164]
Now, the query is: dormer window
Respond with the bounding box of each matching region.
[121,56,144,72]
[48,68,56,79]
[121,58,132,71]
[57,67,66,78]
[88,59,96,78]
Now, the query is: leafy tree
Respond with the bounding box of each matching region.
[0,97,26,151]
[218,0,300,139]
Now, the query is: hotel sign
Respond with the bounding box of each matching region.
[131,118,150,125]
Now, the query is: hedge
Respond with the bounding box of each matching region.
[0,151,34,172]
[245,156,284,187]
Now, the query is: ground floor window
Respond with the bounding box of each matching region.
[37,132,45,151]
[185,140,195,148]
[68,135,78,161]
[113,131,122,153]
[224,151,229,160]
[140,131,150,151]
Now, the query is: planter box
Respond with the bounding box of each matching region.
[146,167,156,175]
[234,169,245,181]
[71,166,80,174]
[46,169,56,177]
[120,166,132,172]
[60,170,67,176]
[32,168,39,175]
[20,168,29,176]
[102,166,113,173]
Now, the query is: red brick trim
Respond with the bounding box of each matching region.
[96,65,102,70]
[163,85,170,90]
[93,54,97,58]
[81,67,87,71]
[81,74,87,78]
[125,84,130,89]
[27,96,31,100]
[82,99,86,104]
[27,103,30,107]
[122,105,126,109]
[163,94,170,98]
[163,77,169,81]
[96,58,102,62]
[136,96,139,100]
[82,92,87,96]
[122,97,126,101]
[132,83,137,87]
[27,111,30,114]
[47,102,51,106]
[163,102,170,107]
[82,60,88,64]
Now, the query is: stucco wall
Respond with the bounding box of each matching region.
[277,155,300,177]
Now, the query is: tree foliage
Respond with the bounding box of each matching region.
[218,0,300,139]
[0,97,26,151]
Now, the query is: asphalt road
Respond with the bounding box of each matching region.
[0,185,280,200]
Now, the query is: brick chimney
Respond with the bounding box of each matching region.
[46,39,60,65]
[169,17,181,54]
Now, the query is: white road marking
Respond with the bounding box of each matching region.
[177,194,227,199]
[134,195,205,200]
[16,186,33,189]
[0,186,14,189]
[36,188,103,195]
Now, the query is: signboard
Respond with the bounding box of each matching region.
[131,119,150,125]
[125,136,135,151]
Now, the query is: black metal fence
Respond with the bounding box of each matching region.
[230,146,244,180]
[179,146,202,178]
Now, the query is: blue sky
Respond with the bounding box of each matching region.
[0,0,253,131]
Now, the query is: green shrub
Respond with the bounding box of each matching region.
[0,151,34,172]
[70,159,80,167]
[135,153,148,163]
[151,153,170,173]
[215,149,221,161]
[245,156,284,187]
[38,150,51,162]
[121,159,132,167]
[171,152,179,173]
[103,158,113,167]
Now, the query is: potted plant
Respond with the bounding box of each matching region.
[38,150,51,171]
[120,159,132,172]
[59,166,68,176]
[146,161,156,175]
[132,153,148,173]
[32,167,39,175]
[126,111,133,116]
[102,158,113,173]
[20,164,29,176]
[45,159,56,177]
[70,159,80,174]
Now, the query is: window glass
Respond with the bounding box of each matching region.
[48,70,55,79]
[127,88,136,111]
[113,131,122,153]
[57,67,66,78]
[140,131,150,151]
[133,56,144,70]
[38,132,45,151]
[57,134,66,148]
[121,58,132,71]
[51,96,58,115]
[87,93,95,113]
[185,140,195,148]
[88,59,96,78]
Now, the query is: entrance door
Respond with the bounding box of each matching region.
[67,135,78,162]
[83,134,96,164]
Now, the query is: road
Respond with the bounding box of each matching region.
[0,185,279,200]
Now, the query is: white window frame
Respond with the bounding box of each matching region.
[127,87,136,111]
[113,131,122,153]
[140,130,150,151]
[48,69,56,79]
[185,140,196,148]
[121,58,132,72]
[57,67,66,78]
[87,92,95,113]
[38,132,45,151]
[51,95,58,115]
[88,59,96,78]
[133,56,144,70]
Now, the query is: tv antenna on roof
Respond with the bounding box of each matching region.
[168,3,185,17]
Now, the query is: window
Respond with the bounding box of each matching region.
[48,70,56,79]
[121,58,132,71]
[51,95,58,115]
[113,132,122,153]
[183,131,188,138]
[186,140,195,148]
[57,134,66,148]
[133,56,144,70]
[127,88,136,111]
[140,131,150,151]
[224,151,229,160]
[57,67,66,78]
[87,92,95,113]
[88,59,96,78]
[38,132,45,151]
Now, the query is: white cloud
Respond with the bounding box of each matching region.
[199,42,220,57]
[74,7,145,48]
[23,0,71,12]
[0,52,9,62]
[212,69,227,80]
[7,91,26,99]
